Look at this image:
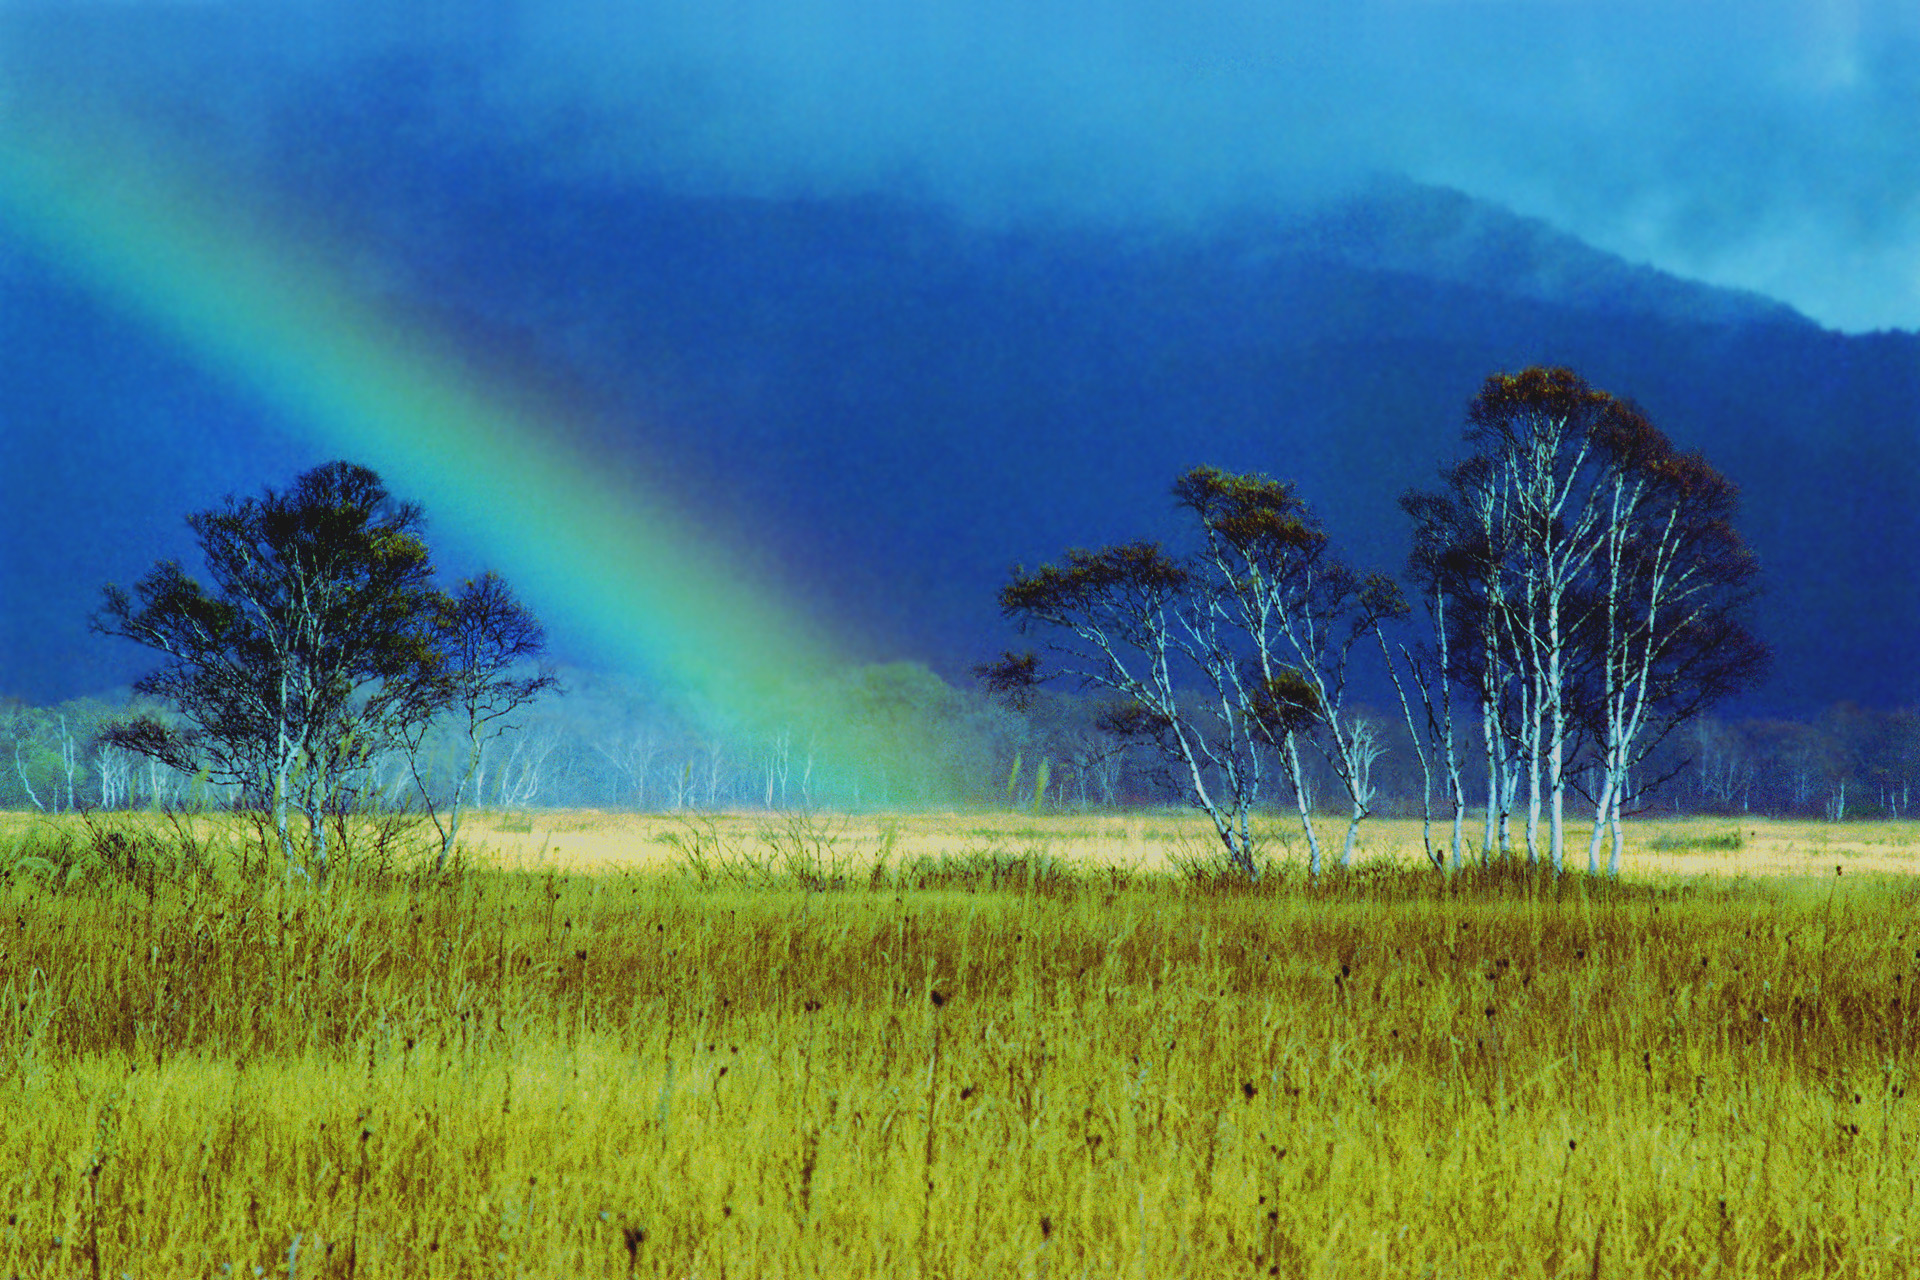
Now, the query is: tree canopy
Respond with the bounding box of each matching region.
[1404,366,1768,872]
[95,461,555,882]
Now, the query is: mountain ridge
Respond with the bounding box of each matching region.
[3,87,1915,718]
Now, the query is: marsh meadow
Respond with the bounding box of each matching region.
[3,810,1917,1277]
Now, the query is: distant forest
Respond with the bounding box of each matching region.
[4,667,1912,823]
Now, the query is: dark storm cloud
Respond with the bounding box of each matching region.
[502,0,1920,331]
[4,0,1917,328]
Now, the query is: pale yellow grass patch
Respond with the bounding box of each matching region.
[461,808,1199,875]
[456,808,1920,881]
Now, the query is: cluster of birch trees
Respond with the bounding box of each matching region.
[992,366,1767,877]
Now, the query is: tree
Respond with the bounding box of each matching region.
[396,572,560,871]
[1406,368,1766,874]
[1172,466,1405,871]
[986,538,1272,876]
[1378,545,1473,872]
[987,467,1389,879]
[93,461,543,884]
[1688,717,1755,812]
[2,701,55,812]
[1582,440,1767,871]
[1401,485,1520,863]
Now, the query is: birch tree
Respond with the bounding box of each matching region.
[397,572,559,871]
[1406,370,1618,870]
[496,722,564,807]
[988,468,1385,880]
[1173,467,1404,869]
[985,541,1278,878]
[1406,367,1765,875]
[1376,564,1470,872]
[4,703,51,812]
[1583,444,1765,872]
[94,461,443,885]
[1403,479,1530,863]
[595,723,664,808]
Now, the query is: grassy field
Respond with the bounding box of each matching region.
[2,808,1919,1277]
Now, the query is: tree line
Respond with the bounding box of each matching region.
[9,679,1913,825]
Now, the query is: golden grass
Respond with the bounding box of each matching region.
[3,809,1919,1277]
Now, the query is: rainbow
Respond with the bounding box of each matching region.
[0,114,907,799]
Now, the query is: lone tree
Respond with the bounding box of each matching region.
[1404,367,1768,874]
[985,466,1392,879]
[95,461,555,883]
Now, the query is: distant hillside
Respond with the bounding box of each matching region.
[4,60,1915,716]
[250,98,1908,715]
